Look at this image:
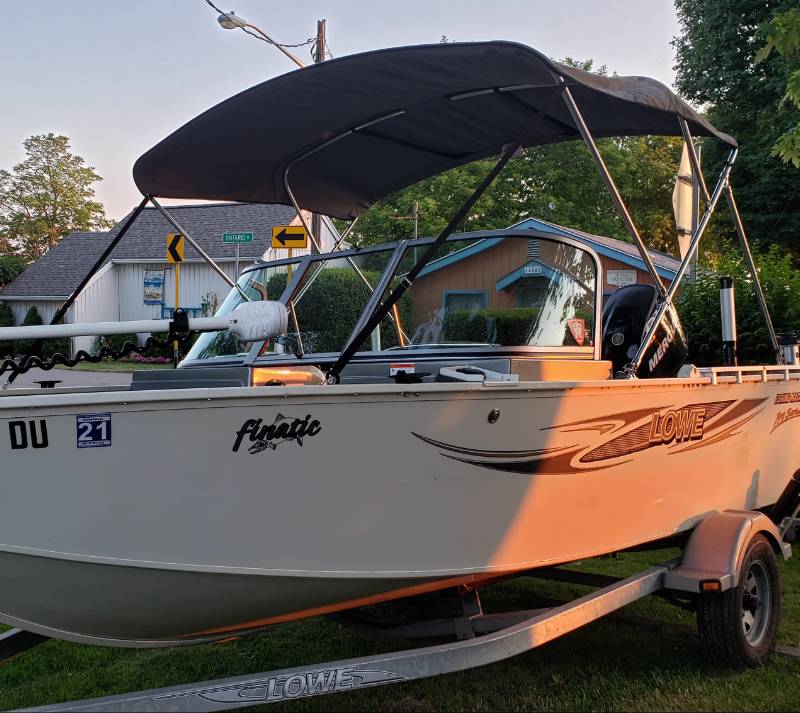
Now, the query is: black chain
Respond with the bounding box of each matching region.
[0,332,197,381]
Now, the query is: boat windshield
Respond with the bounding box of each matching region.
[367,235,597,352]
[185,247,399,362]
[185,261,302,361]
[186,234,598,364]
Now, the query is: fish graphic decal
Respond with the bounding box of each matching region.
[232,414,322,454]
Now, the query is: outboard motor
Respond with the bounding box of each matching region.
[602,284,688,378]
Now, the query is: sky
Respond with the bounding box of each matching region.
[0,0,682,221]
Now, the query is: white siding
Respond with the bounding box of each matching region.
[69,262,119,354]
[5,299,63,326]
[115,261,240,322]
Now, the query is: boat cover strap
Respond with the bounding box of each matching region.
[133,41,737,220]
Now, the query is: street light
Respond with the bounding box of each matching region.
[216,10,306,68]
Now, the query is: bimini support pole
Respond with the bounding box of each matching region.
[561,87,667,299]
[724,185,781,362]
[148,198,238,291]
[326,89,565,381]
[678,118,710,204]
[49,195,150,327]
[626,148,738,377]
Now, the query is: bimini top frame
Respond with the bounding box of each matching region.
[27,41,777,383]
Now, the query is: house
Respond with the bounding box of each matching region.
[512,217,680,297]
[0,202,340,354]
[410,217,681,329]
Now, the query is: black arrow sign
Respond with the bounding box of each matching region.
[273,227,308,247]
[168,234,183,263]
[274,229,293,246]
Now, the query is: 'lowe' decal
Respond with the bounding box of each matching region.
[155,666,406,705]
[415,398,767,476]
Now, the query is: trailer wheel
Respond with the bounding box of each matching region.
[697,534,780,669]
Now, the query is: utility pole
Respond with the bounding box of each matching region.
[310,19,327,255]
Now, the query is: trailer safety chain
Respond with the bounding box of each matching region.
[0,310,197,383]
[0,332,198,383]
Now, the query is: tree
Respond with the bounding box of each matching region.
[757,8,800,167]
[14,305,43,355]
[679,241,800,365]
[673,0,800,252]
[345,59,684,255]
[0,134,112,260]
[0,255,27,288]
[347,132,682,254]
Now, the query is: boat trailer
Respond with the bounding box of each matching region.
[3,473,798,712]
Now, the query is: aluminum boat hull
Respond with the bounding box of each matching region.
[0,375,796,646]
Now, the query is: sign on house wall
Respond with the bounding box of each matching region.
[143,268,165,304]
[607,269,637,288]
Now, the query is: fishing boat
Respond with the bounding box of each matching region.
[0,41,797,654]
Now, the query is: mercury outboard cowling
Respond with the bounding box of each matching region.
[602,284,688,378]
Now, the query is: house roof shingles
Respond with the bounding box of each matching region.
[0,202,298,298]
[1,203,683,300]
[0,232,111,298]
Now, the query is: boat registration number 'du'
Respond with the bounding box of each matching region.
[76,413,112,448]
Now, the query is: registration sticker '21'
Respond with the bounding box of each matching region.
[76,413,112,448]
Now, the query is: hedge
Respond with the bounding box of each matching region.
[443,307,542,345]
[265,267,412,354]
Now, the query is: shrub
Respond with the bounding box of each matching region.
[14,306,44,355]
[9,306,71,358]
[443,307,542,345]
[0,303,14,358]
[679,243,800,366]
[100,333,140,354]
[266,268,406,353]
[41,336,71,359]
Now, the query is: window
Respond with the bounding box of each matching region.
[443,291,488,312]
[378,236,597,349]
[185,262,300,361]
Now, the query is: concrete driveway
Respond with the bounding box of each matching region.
[2,367,132,390]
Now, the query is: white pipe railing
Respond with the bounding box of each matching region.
[0,317,230,342]
[0,302,288,345]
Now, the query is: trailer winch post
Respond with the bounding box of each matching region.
[720,276,737,366]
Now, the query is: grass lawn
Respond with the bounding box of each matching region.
[54,360,173,373]
[1,548,798,711]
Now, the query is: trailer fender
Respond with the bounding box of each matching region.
[664,510,791,594]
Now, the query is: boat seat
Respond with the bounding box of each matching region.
[509,358,613,382]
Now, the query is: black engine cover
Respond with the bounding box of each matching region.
[602,285,688,378]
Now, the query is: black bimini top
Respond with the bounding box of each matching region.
[133,41,736,220]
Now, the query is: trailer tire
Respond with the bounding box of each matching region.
[697,534,780,669]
